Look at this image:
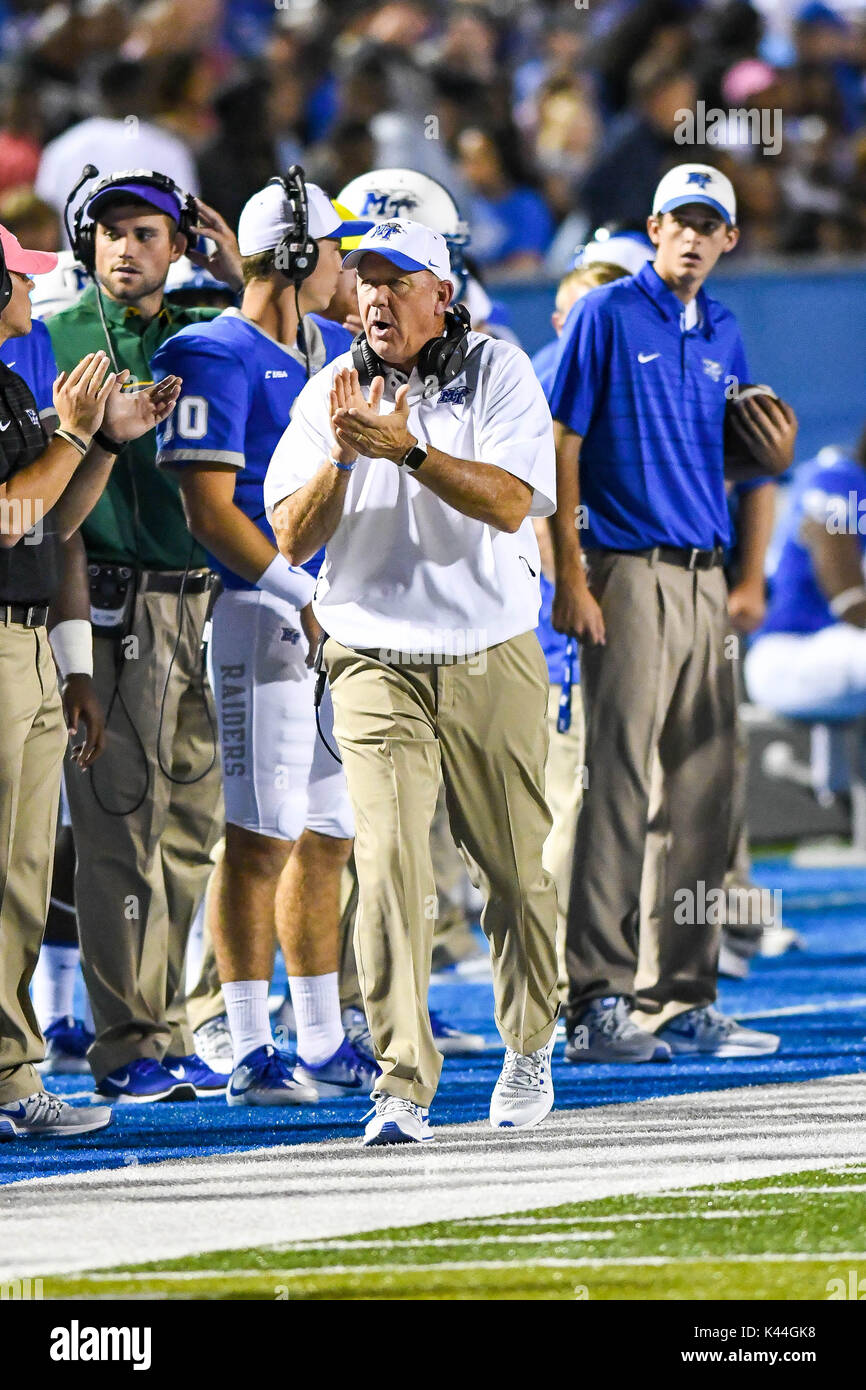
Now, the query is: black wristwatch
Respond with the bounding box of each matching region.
[398,441,427,470]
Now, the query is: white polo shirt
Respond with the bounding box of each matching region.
[263,330,556,656]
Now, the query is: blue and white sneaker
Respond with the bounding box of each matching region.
[341,1006,375,1064]
[0,1115,18,1141]
[163,1053,227,1097]
[490,1035,556,1130]
[656,1005,780,1057]
[96,1057,197,1102]
[362,1092,434,1146]
[429,1009,485,1055]
[226,1045,318,1107]
[193,1014,233,1074]
[36,1016,94,1075]
[294,1037,380,1098]
[0,1091,112,1136]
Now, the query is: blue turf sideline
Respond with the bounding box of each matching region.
[3,858,865,1186]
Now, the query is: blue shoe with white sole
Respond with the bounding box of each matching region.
[294,1036,380,1098]
[96,1057,197,1102]
[163,1053,227,1096]
[429,1009,485,1055]
[227,1045,318,1106]
[37,1016,94,1075]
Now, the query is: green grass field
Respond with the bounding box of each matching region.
[44,1164,866,1300]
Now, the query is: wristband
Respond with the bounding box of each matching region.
[329,455,355,473]
[49,619,93,679]
[93,427,123,455]
[54,428,89,458]
[257,553,316,610]
[829,585,866,618]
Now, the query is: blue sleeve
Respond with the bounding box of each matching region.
[547,293,611,435]
[29,321,59,418]
[152,334,250,470]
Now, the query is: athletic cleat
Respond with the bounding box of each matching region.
[565,996,672,1063]
[656,1005,780,1057]
[758,921,804,958]
[162,1052,227,1097]
[294,1036,380,1098]
[341,1005,375,1064]
[429,1009,485,1055]
[193,1013,233,1074]
[362,1092,433,1146]
[96,1057,197,1102]
[490,1035,555,1130]
[0,1091,111,1137]
[36,1015,94,1075]
[226,1044,318,1106]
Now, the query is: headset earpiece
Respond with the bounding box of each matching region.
[352,304,471,393]
[272,166,319,286]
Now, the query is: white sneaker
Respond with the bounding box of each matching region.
[362,1092,434,1146]
[489,1035,555,1130]
[193,1014,233,1075]
[657,1005,780,1057]
[0,1091,112,1137]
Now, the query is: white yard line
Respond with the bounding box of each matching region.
[736,996,866,1020]
[2,1073,865,1280]
[70,1251,866,1282]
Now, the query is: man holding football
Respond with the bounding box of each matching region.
[549,164,797,1064]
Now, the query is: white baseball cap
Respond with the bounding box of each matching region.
[342,219,452,280]
[237,179,373,256]
[652,163,737,226]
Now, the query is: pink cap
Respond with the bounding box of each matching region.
[0,224,58,277]
[722,59,777,106]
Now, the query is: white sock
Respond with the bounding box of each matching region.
[289,972,343,1066]
[31,943,80,1028]
[223,980,272,1067]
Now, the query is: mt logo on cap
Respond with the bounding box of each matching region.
[371,222,405,241]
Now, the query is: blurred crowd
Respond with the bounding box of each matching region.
[1,0,866,279]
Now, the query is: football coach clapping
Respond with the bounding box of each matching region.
[264,219,559,1145]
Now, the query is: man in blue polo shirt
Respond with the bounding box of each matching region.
[549,163,796,1062]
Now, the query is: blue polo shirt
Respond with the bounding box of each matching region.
[548,261,750,551]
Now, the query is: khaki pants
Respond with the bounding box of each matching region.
[66,585,223,1080]
[543,683,585,996]
[325,631,559,1107]
[566,553,736,1032]
[0,623,67,1103]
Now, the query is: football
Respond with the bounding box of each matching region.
[724,383,783,480]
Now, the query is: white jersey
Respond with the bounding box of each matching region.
[263,331,556,657]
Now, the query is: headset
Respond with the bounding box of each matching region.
[271,164,319,288]
[0,235,12,314]
[65,166,198,278]
[351,302,472,394]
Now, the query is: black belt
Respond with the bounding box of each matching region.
[0,602,49,627]
[610,545,725,571]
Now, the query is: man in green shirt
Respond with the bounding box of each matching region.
[47,172,242,1100]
